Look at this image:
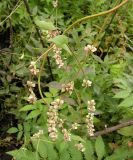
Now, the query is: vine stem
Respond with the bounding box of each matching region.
[0,0,22,26]
[37,0,128,103]
[63,0,128,34]
[92,119,133,137]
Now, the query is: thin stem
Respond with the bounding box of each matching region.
[63,0,128,34]
[0,0,23,26]
[38,49,52,107]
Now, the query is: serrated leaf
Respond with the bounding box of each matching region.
[119,95,133,107]
[113,90,131,99]
[26,110,41,120]
[60,150,70,160]
[20,105,35,112]
[7,149,39,160]
[59,141,69,153]
[117,126,133,136]
[95,136,105,160]
[49,35,68,48]
[35,20,55,30]
[84,140,94,159]
[68,143,82,160]
[45,143,58,160]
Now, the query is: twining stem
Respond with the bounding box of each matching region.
[37,0,128,103]
[0,0,22,26]
[63,0,128,34]
[38,48,52,107]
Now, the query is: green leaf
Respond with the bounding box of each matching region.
[84,140,94,160]
[7,127,18,133]
[44,92,52,98]
[7,149,39,160]
[26,110,41,120]
[18,124,23,131]
[60,150,71,160]
[113,90,131,99]
[45,143,58,160]
[32,138,47,158]
[71,134,85,143]
[59,141,69,153]
[117,126,133,136]
[35,19,55,30]
[92,54,103,64]
[68,143,82,160]
[17,131,23,141]
[95,136,105,160]
[49,35,68,48]
[105,146,132,160]
[119,95,133,107]
[20,105,35,112]
[49,87,59,96]
[62,44,72,54]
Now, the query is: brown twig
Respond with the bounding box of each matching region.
[93,119,133,137]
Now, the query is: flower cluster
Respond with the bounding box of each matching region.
[27,81,35,88]
[31,130,43,140]
[82,79,92,87]
[47,99,64,141]
[58,118,64,128]
[84,44,97,53]
[47,30,61,39]
[52,0,58,8]
[61,81,74,95]
[53,44,64,68]
[62,128,71,141]
[29,61,39,76]
[27,91,37,104]
[75,143,85,152]
[86,100,95,136]
[27,80,37,104]
[71,123,80,130]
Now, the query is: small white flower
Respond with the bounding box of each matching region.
[84,44,97,53]
[75,143,85,152]
[71,123,80,130]
[53,45,64,68]
[86,100,96,136]
[47,99,64,141]
[29,61,39,75]
[27,81,36,88]
[27,91,37,104]
[52,0,58,8]
[82,79,92,87]
[62,128,71,141]
[61,81,74,95]
[31,130,43,139]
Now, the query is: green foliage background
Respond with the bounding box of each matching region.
[0,0,133,159]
